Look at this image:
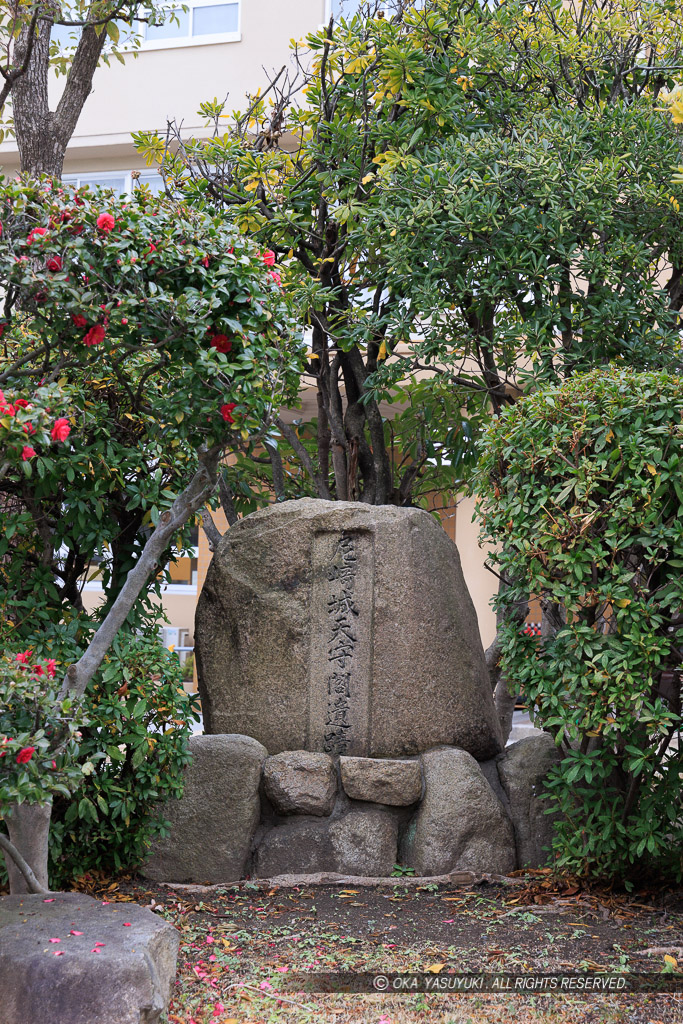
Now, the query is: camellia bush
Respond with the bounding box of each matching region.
[476,367,683,882]
[0,176,301,889]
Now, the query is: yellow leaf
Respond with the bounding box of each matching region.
[427,963,446,973]
[339,889,359,895]
[390,229,397,237]
[605,429,614,443]
[665,954,678,967]
[361,173,375,185]
[175,411,184,423]
[615,599,631,608]
[646,463,657,475]
[378,340,387,361]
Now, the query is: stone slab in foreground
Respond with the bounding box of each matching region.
[0,892,178,1024]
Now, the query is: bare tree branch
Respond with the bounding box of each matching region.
[199,506,223,551]
[0,832,49,894]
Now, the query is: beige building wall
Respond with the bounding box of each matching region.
[0,0,327,175]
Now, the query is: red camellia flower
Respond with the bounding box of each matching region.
[23,423,35,435]
[83,324,106,347]
[21,445,36,461]
[209,332,232,354]
[1,402,15,416]
[45,659,57,679]
[202,256,210,268]
[262,249,276,267]
[15,398,29,408]
[71,313,87,328]
[16,746,35,765]
[220,402,237,423]
[46,255,63,272]
[27,227,48,244]
[269,270,282,288]
[51,418,71,442]
[96,213,115,233]
[15,650,32,664]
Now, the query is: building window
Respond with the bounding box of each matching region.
[63,170,165,196]
[142,0,240,48]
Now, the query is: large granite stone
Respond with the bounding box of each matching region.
[196,498,502,759]
[143,734,266,883]
[496,734,562,868]
[253,808,398,877]
[401,747,516,876]
[340,756,422,806]
[0,892,178,1023]
[330,809,398,875]
[263,750,337,816]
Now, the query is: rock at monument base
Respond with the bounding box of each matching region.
[0,892,178,1024]
[143,734,266,884]
[263,750,337,816]
[330,809,398,875]
[401,747,516,876]
[196,498,503,760]
[340,756,422,806]
[496,734,562,868]
[254,809,398,877]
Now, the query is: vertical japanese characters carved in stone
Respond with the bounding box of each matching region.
[308,531,374,756]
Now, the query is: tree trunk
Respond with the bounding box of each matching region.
[2,801,52,894]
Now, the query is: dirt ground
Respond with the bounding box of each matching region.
[73,871,683,1024]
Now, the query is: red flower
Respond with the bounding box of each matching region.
[16,746,35,764]
[45,659,57,679]
[21,445,36,461]
[51,760,57,770]
[46,255,63,272]
[262,249,276,267]
[27,227,48,244]
[15,650,32,664]
[15,398,29,408]
[96,213,115,233]
[202,256,210,268]
[1,402,15,416]
[146,242,157,257]
[269,270,282,288]
[71,314,87,328]
[209,332,232,354]
[51,418,71,442]
[220,402,237,423]
[83,324,105,347]
[23,423,35,435]
[0,322,6,338]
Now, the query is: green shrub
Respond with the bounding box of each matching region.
[476,366,683,882]
[48,630,199,886]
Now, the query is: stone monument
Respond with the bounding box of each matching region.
[195,498,503,761]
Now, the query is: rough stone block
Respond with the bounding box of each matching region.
[143,733,266,883]
[340,756,422,806]
[196,498,503,760]
[253,807,398,878]
[401,746,516,876]
[496,734,562,868]
[263,750,336,816]
[0,892,178,1024]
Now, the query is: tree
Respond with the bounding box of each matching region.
[1,0,166,174]
[475,366,683,881]
[0,177,300,891]
[135,0,485,509]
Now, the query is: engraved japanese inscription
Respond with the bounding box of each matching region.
[308,530,374,756]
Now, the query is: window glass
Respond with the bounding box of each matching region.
[135,171,165,194]
[145,9,190,40]
[193,2,238,34]
[63,174,128,196]
[331,0,363,15]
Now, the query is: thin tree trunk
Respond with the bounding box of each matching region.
[1,802,52,894]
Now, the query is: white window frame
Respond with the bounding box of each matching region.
[139,0,241,51]
[62,170,165,196]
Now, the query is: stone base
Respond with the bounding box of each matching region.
[144,734,558,882]
[0,892,179,1024]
